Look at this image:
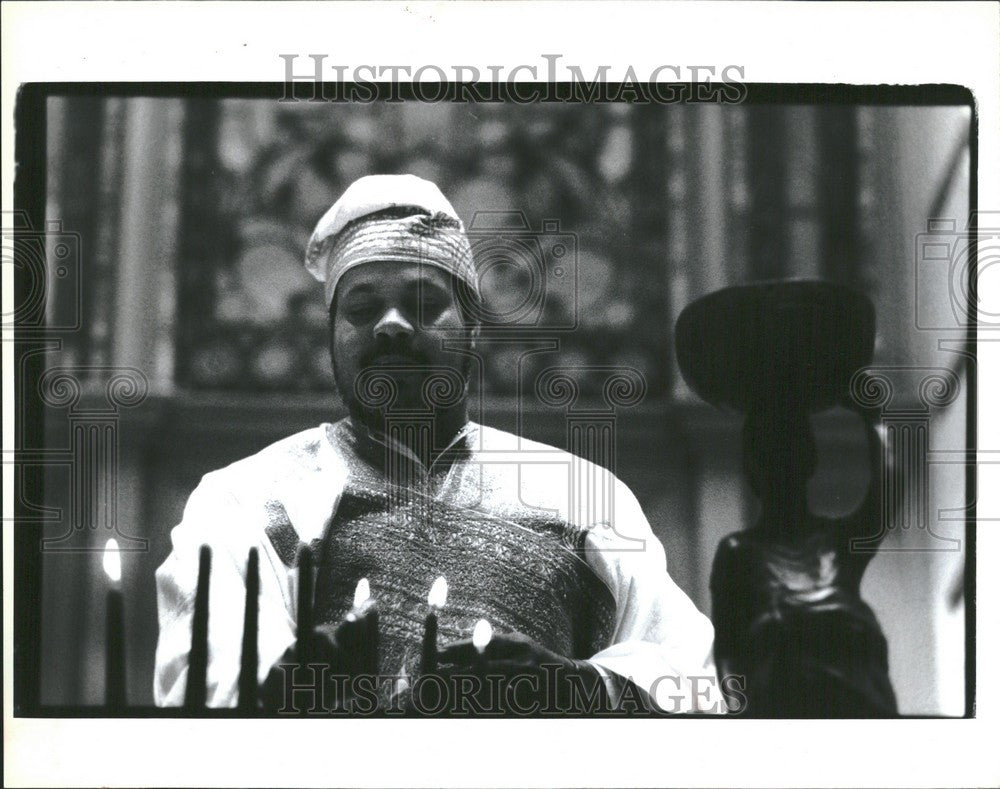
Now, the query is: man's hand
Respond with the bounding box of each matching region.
[260,618,368,712]
[435,631,609,715]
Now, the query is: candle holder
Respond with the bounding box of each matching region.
[676,280,897,717]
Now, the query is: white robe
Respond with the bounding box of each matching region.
[154,420,722,712]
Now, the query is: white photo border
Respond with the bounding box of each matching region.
[3,2,998,787]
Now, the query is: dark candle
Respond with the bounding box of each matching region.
[238,547,260,713]
[365,605,380,678]
[420,576,448,676]
[348,578,378,676]
[421,611,437,676]
[103,539,126,712]
[184,544,211,709]
[296,544,314,665]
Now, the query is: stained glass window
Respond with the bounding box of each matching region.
[48,96,879,401]
[173,99,674,399]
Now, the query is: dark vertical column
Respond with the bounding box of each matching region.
[631,104,671,241]
[87,98,127,371]
[55,97,104,364]
[630,103,671,395]
[174,99,224,387]
[818,107,860,282]
[724,106,750,286]
[747,106,789,280]
[14,85,46,714]
[684,107,706,299]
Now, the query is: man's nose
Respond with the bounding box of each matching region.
[373,307,415,339]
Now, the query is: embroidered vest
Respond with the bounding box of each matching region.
[268,421,617,693]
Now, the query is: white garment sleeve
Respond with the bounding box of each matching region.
[153,473,296,707]
[584,480,724,713]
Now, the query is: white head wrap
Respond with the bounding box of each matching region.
[304,174,479,308]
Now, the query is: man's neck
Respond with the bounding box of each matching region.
[349,404,470,467]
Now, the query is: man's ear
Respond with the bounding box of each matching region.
[459,323,481,388]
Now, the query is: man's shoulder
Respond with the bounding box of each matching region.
[472,422,568,455]
[473,422,634,490]
[472,422,649,544]
[181,423,348,544]
[200,423,341,492]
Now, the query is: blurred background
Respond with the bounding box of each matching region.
[35,93,970,713]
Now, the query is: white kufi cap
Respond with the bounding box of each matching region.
[304,174,479,308]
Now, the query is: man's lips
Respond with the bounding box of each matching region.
[368,354,426,367]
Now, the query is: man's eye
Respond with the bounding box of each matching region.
[420,294,451,317]
[344,302,379,323]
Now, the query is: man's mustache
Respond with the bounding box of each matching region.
[360,342,431,368]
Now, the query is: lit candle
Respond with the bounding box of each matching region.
[185,544,211,709]
[103,539,126,712]
[352,577,371,611]
[237,547,259,713]
[472,618,493,673]
[421,576,448,675]
[472,619,493,654]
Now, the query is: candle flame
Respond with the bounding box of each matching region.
[103,538,121,583]
[353,577,371,609]
[472,619,493,653]
[427,576,448,608]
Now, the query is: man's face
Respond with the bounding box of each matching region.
[330,260,473,425]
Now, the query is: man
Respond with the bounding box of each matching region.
[155,174,719,714]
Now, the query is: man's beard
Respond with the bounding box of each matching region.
[333,340,473,438]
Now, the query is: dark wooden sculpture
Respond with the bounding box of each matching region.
[676,281,898,717]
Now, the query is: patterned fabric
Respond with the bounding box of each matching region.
[304,174,478,307]
[309,422,616,688]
